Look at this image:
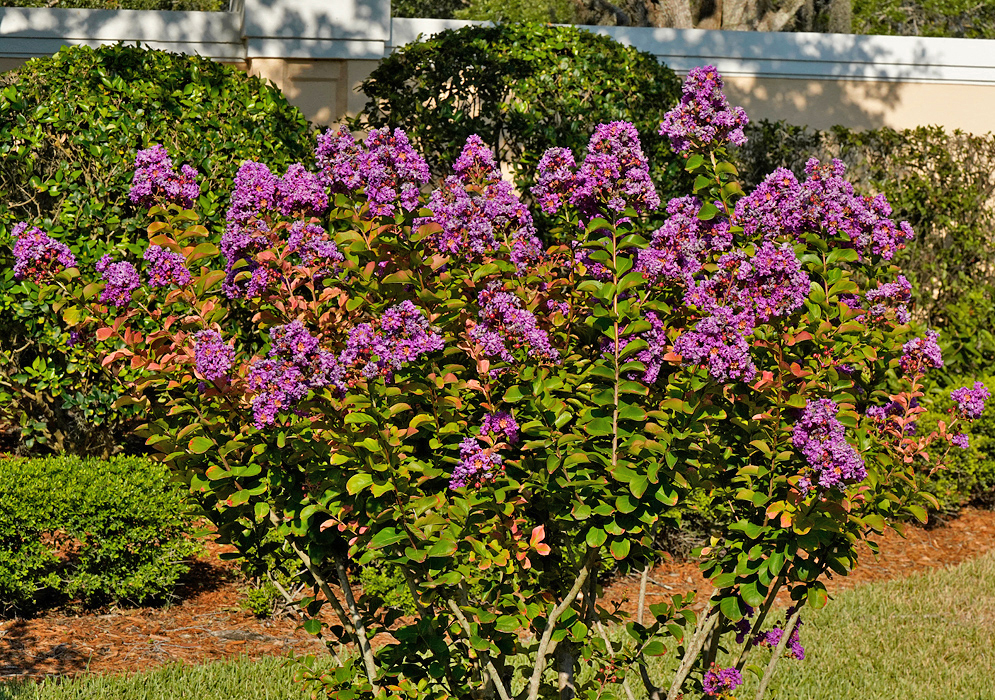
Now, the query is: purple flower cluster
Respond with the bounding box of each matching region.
[246,321,344,427]
[800,159,915,260]
[532,121,659,222]
[417,136,542,271]
[128,144,199,210]
[470,285,560,365]
[899,330,944,375]
[733,168,804,240]
[315,126,363,193]
[659,66,748,154]
[634,311,670,384]
[866,399,918,436]
[792,398,866,491]
[194,329,235,382]
[277,163,328,217]
[865,275,912,324]
[480,411,519,445]
[755,621,805,660]
[359,127,431,217]
[143,245,191,288]
[672,306,757,384]
[340,301,444,382]
[11,223,77,282]
[951,381,990,420]
[449,437,503,490]
[637,196,732,284]
[702,666,743,697]
[951,433,971,449]
[96,254,140,307]
[287,221,344,274]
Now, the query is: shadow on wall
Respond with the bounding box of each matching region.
[601,26,946,131]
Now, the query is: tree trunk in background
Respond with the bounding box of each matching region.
[656,0,696,27]
[826,0,852,32]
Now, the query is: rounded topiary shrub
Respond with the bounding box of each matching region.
[0,43,313,454]
[353,22,687,201]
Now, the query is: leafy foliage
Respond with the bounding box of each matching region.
[353,22,687,201]
[0,453,198,613]
[15,68,966,699]
[0,43,312,454]
[0,0,225,8]
[736,120,995,384]
[853,0,995,38]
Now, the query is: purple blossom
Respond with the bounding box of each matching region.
[227,161,279,223]
[733,168,804,241]
[672,306,757,384]
[276,163,328,216]
[659,66,749,154]
[416,137,542,272]
[637,196,732,284]
[702,666,743,697]
[360,127,430,217]
[449,437,503,490]
[96,255,140,307]
[755,618,805,660]
[315,126,362,193]
[793,398,866,491]
[801,159,914,261]
[951,381,990,420]
[194,329,235,382]
[951,433,971,449]
[470,284,559,365]
[634,311,670,384]
[11,223,77,282]
[532,147,579,215]
[865,275,913,324]
[287,221,344,273]
[339,301,444,382]
[480,411,519,445]
[572,122,660,221]
[129,144,199,209]
[143,245,191,288]
[246,322,344,427]
[899,330,944,375]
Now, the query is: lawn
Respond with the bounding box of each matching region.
[3,549,994,699]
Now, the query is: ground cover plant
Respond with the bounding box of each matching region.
[10,66,989,699]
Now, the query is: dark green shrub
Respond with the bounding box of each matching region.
[353,22,687,201]
[916,377,995,511]
[735,120,995,384]
[0,453,199,613]
[0,43,313,454]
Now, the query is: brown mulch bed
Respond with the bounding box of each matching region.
[3,507,995,680]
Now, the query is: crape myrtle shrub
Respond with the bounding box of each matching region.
[0,43,311,455]
[736,120,995,384]
[0,453,198,613]
[11,67,987,699]
[353,23,688,204]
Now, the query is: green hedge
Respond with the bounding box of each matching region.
[0,454,198,613]
[0,43,312,455]
[736,121,995,384]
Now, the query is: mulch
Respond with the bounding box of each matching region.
[3,507,995,681]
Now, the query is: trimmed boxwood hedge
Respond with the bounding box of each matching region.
[0,453,198,613]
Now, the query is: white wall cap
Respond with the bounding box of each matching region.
[246,37,384,60]
[242,0,389,42]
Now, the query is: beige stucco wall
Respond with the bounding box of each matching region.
[725,75,995,133]
[243,58,378,126]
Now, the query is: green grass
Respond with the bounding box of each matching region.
[0,656,308,700]
[4,551,995,699]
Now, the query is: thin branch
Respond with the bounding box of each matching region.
[666,605,719,700]
[593,619,637,700]
[333,554,381,693]
[445,599,513,700]
[754,607,802,700]
[526,548,598,700]
[733,573,786,670]
[637,562,651,626]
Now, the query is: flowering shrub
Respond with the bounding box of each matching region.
[13,66,988,700]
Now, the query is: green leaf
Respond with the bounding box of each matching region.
[188,436,213,454]
[346,473,373,495]
[586,527,607,548]
[719,595,743,621]
[302,618,322,635]
[610,539,630,560]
